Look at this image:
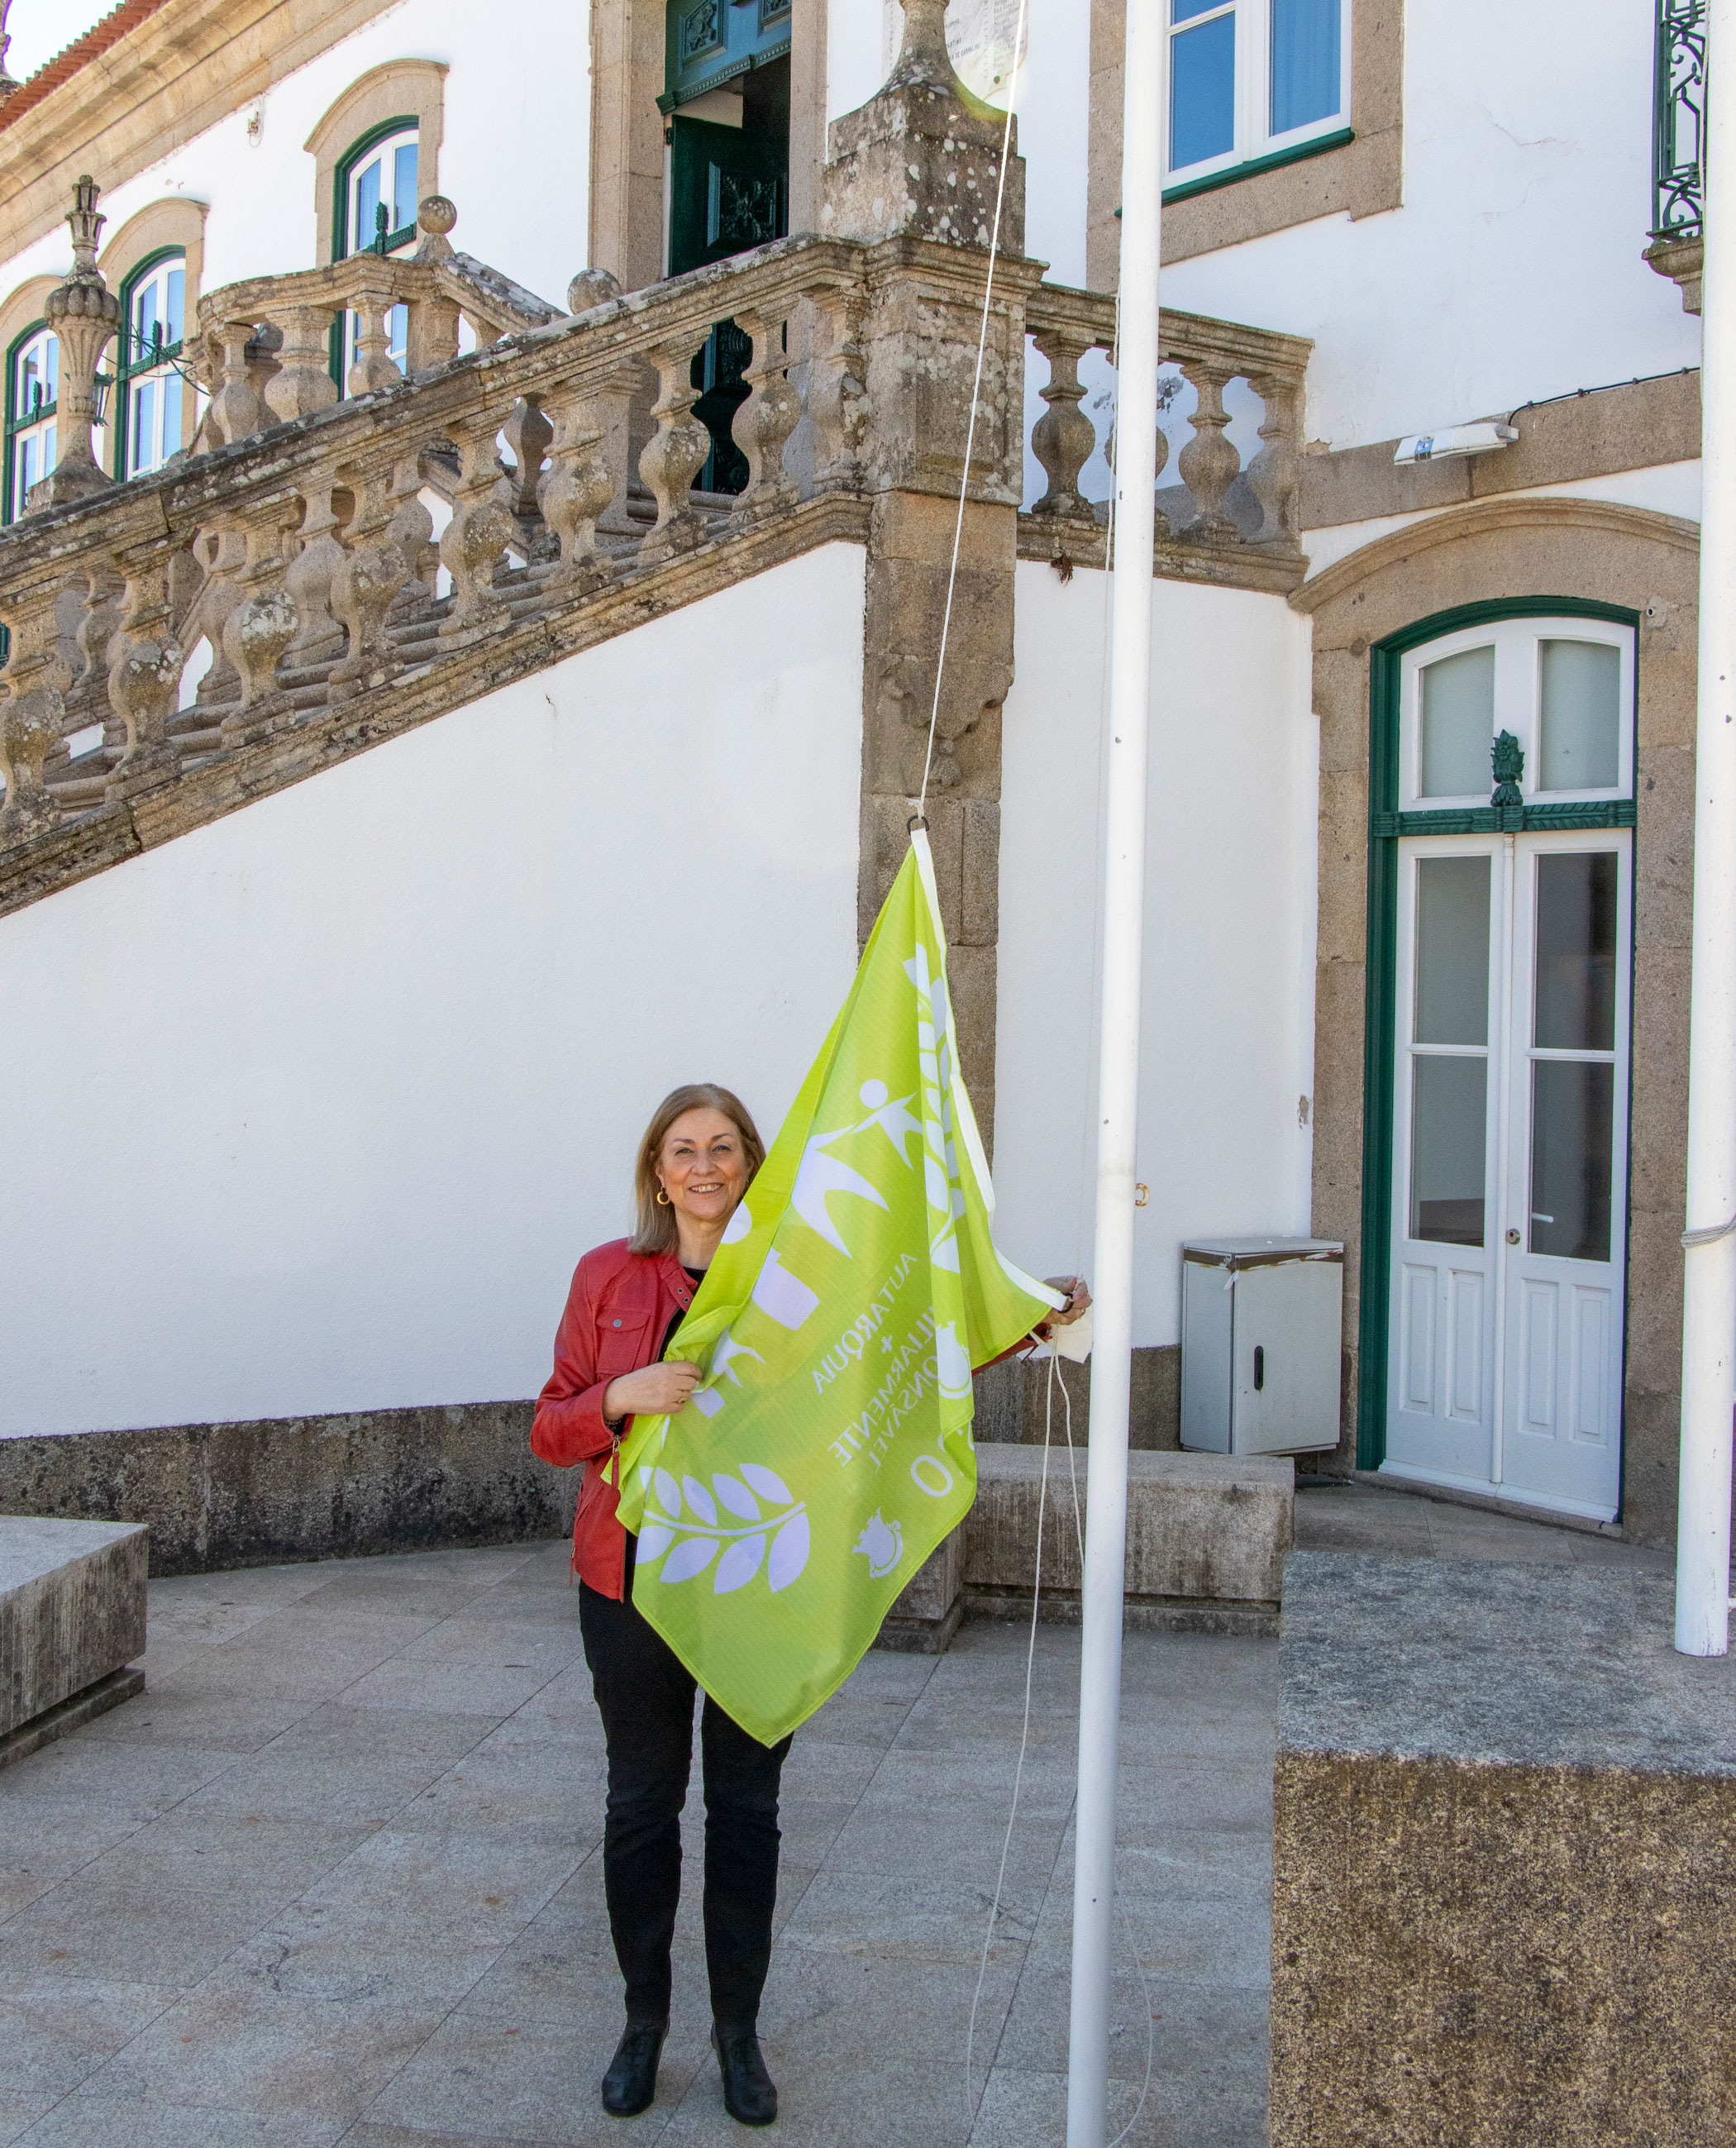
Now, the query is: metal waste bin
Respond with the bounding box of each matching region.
[1180,1238,1343,1455]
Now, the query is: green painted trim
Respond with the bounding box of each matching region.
[1355,595,1641,1472]
[112,245,186,481]
[2,315,55,529]
[1161,126,1355,207]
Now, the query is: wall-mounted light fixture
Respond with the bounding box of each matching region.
[1394,420,1519,465]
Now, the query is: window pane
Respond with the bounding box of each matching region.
[1410,1053,1487,1246]
[1530,1059,1614,1263]
[1414,855,1490,1046]
[1172,0,1226,19]
[44,337,57,400]
[161,377,181,456]
[1171,13,1236,169]
[1419,644,1495,798]
[1534,852,1618,1052]
[131,380,155,474]
[355,158,382,251]
[393,142,419,231]
[1271,0,1340,132]
[165,267,184,346]
[1539,640,1620,790]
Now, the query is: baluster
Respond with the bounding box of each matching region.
[1029,331,1099,520]
[261,304,340,425]
[731,308,801,519]
[801,289,869,494]
[69,568,124,735]
[498,397,556,566]
[437,412,517,644]
[637,337,712,560]
[327,459,410,700]
[283,486,348,668]
[537,381,618,594]
[187,513,249,709]
[1176,360,1242,543]
[0,582,72,836]
[1246,370,1302,548]
[219,494,302,742]
[345,277,404,399]
[205,324,266,447]
[387,450,437,603]
[103,538,186,802]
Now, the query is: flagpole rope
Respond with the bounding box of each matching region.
[916,0,1031,817]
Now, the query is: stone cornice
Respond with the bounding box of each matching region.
[0,0,404,271]
[1291,495,1701,616]
[0,495,872,919]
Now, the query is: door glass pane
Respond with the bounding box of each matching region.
[393,142,418,231]
[1534,852,1617,1051]
[1271,0,1340,132]
[1410,1054,1487,1246]
[1419,645,1494,797]
[1530,1060,1614,1262]
[1171,13,1236,169]
[354,158,382,251]
[1539,640,1620,790]
[1414,855,1490,1045]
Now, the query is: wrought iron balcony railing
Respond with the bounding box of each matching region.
[1653,0,1706,241]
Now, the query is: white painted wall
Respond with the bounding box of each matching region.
[0,0,589,324]
[1161,0,1703,451]
[0,545,866,1437]
[994,561,1319,1349]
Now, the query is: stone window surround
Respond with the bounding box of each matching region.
[588,0,827,292]
[303,59,446,270]
[1086,0,1403,289]
[98,196,207,477]
[1290,494,1700,1544]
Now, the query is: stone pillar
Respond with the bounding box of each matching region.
[822,0,1031,1154]
[42,176,119,510]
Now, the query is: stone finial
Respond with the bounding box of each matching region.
[820,0,1026,254]
[566,266,622,317]
[41,176,120,508]
[0,0,18,104]
[414,194,457,262]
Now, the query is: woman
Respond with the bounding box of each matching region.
[532,1081,1089,2126]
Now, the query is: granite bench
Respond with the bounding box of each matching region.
[1,1515,148,1767]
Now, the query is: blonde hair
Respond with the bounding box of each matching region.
[629,1083,765,1256]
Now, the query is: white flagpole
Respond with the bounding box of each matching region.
[1066,5,1165,2141]
[1676,0,1736,1659]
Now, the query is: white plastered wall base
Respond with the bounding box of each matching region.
[994,560,1319,1350]
[0,545,866,1439]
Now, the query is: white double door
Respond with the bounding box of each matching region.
[1386,832,1630,1520]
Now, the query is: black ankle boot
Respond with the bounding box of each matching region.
[601,2021,665,2117]
[711,2025,777,2126]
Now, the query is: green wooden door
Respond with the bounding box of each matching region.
[669,115,786,493]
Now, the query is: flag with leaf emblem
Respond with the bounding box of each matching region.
[613,832,1061,1744]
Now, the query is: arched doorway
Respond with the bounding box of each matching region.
[662,0,790,490]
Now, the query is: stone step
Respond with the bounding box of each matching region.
[0,1515,147,1768]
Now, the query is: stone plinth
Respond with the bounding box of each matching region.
[1,1515,147,1764]
[1272,1552,1736,2147]
[880,1445,1294,1647]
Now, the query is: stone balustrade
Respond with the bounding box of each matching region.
[0,193,1312,899]
[1023,281,1312,591]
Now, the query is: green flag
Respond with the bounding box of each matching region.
[614,831,1060,1744]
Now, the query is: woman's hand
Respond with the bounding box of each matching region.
[1034,1276,1091,1342]
[603,1360,703,1425]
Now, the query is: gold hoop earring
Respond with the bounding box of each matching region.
[656,1189,670,1206]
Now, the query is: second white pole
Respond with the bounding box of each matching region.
[1066,6,1165,2142]
[1676,0,1736,1658]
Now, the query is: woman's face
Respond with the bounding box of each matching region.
[657,1108,751,1231]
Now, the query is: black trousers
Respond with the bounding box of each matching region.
[579,1563,790,2033]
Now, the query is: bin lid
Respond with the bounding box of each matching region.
[1182,1237,1343,1269]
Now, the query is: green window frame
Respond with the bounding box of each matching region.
[1356,595,1640,1469]
[3,317,59,530]
[1163,0,1352,198]
[330,117,419,388]
[112,246,187,482]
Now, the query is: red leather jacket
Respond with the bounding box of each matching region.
[531,1239,699,1599]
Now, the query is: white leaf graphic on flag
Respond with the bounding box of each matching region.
[637,1525,675,1560]
[769,1511,810,1592]
[682,1475,718,1525]
[741,1463,793,1506]
[661,1537,718,1585]
[714,1534,767,1593]
[654,1468,683,1520]
[713,1473,762,1522]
